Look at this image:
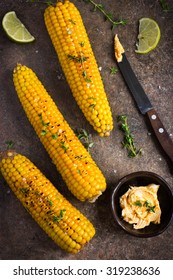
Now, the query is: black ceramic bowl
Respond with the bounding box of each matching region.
[111,171,173,237]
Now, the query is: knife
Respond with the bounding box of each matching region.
[114,35,173,169]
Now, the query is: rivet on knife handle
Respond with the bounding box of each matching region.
[146,109,173,163]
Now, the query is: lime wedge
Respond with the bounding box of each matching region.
[135,18,161,54]
[2,11,35,43]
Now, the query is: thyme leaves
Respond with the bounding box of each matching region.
[52,209,66,222]
[159,0,171,12]
[134,199,156,213]
[67,54,88,63]
[60,141,69,153]
[117,115,142,158]
[76,128,94,151]
[67,53,92,83]
[110,66,118,75]
[134,200,142,207]
[28,0,53,5]
[78,0,127,29]
[6,140,15,149]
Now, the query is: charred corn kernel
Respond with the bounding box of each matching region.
[44,0,113,137]
[13,64,106,202]
[0,150,95,254]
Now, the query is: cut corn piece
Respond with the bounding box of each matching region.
[13,64,106,202]
[44,0,113,137]
[0,150,95,253]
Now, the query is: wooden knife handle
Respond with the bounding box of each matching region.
[146,108,173,165]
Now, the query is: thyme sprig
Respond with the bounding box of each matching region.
[67,54,88,63]
[52,209,66,222]
[134,200,156,213]
[67,52,91,83]
[117,115,142,158]
[78,0,127,29]
[110,66,118,75]
[76,128,94,151]
[60,141,69,153]
[134,200,142,207]
[39,113,50,136]
[159,0,171,12]
[144,200,156,213]
[28,0,53,5]
[6,140,15,149]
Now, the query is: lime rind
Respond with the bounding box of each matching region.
[135,18,161,54]
[2,11,35,43]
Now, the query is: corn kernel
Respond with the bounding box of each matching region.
[0,150,96,254]
[44,0,113,136]
[13,64,106,202]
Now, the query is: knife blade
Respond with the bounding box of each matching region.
[114,35,173,169]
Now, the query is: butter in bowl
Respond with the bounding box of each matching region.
[111,171,173,237]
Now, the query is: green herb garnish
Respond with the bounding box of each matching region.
[78,0,127,29]
[52,209,66,222]
[117,115,142,158]
[143,200,151,207]
[110,66,118,75]
[34,190,41,196]
[89,103,96,111]
[147,205,156,213]
[79,42,85,47]
[41,129,48,136]
[60,141,69,153]
[28,0,53,5]
[38,113,50,136]
[134,200,142,207]
[19,187,30,195]
[144,201,156,213]
[6,140,15,149]
[159,0,171,12]
[38,113,49,127]
[47,199,53,207]
[76,128,94,151]
[67,53,91,83]
[52,132,59,139]
[82,70,92,82]
[134,200,156,213]
[69,19,76,25]
[67,54,88,63]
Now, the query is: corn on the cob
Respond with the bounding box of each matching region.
[0,150,95,253]
[13,64,106,202]
[44,0,113,137]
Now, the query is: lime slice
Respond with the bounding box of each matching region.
[135,18,160,54]
[2,11,35,43]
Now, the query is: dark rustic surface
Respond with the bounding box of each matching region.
[0,0,173,260]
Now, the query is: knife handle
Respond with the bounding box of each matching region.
[146,108,173,165]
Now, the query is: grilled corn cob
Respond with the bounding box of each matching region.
[44,0,113,137]
[13,64,106,202]
[0,150,95,253]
